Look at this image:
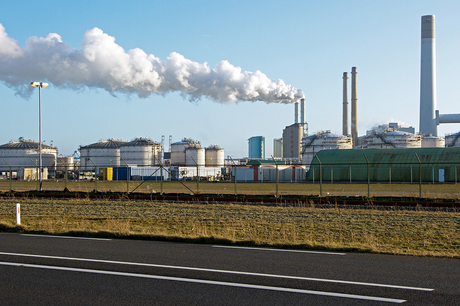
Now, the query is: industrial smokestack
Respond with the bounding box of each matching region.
[300,98,305,125]
[342,72,349,136]
[420,15,437,136]
[351,67,358,147]
[294,102,299,124]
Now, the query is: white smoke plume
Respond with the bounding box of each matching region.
[0,24,304,103]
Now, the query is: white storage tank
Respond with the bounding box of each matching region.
[301,131,352,166]
[421,136,445,148]
[120,137,162,166]
[205,145,224,167]
[79,139,126,170]
[364,130,421,149]
[186,146,205,166]
[445,132,460,147]
[0,139,57,173]
[171,138,200,166]
[56,156,75,171]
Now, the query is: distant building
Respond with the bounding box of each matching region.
[273,138,283,158]
[248,136,265,159]
[366,122,415,136]
[282,124,304,160]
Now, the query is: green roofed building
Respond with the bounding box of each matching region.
[308,147,460,183]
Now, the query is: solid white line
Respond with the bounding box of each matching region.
[0,261,406,303]
[213,245,346,255]
[21,234,111,241]
[0,252,433,291]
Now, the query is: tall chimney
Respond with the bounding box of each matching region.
[294,102,299,124]
[342,72,349,136]
[300,98,305,125]
[351,67,358,147]
[420,15,437,136]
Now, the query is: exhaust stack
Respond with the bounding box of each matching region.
[300,98,305,125]
[294,102,299,124]
[419,15,437,136]
[342,72,349,136]
[351,67,358,147]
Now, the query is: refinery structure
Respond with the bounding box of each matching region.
[1,15,460,184]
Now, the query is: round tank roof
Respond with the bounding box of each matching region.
[80,139,126,149]
[447,131,460,137]
[384,131,414,136]
[0,139,55,150]
[305,132,347,139]
[123,137,159,146]
[206,145,223,150]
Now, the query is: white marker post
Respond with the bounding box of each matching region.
[16,203,21,225]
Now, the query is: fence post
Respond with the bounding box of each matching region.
[414,153,422,198]
[315,155,322,197]
[230,157,237,196]
[432,166,434,184]
[191,156,199,193]
[349,166,352,183]
[363,154,370,198]
[456,166,457,184]
[411,166,413,183]
[331,167,333,184]
[121,157,129,194]
[30,159,39,191]
[89,158,97,192]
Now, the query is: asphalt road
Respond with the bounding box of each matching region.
[0,233,458,305]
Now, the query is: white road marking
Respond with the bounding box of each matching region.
[0,252,433,291]
[213,245,346,255]
[21,234,111,241]
[0,261,406,303]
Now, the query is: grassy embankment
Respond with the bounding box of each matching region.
[0,198,458,258]
[1,180,460,199]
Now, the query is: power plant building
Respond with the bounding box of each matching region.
[248,136,265,159]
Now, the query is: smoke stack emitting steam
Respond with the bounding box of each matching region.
[0,24,303,103]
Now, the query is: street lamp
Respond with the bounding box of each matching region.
[30,82,49,191]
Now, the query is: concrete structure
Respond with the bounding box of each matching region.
[351,67,358,147]
[120,137,162,167]
[342,72,349,136]
[301,131,352,166]
[79,139,126,170]
[248,136,265,159]
[420,15,437,136]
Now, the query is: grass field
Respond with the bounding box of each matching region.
[1,180,460,199]
[1,198,459,258]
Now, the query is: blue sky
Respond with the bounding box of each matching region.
[1,0,460,157]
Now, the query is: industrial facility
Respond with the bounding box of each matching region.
[1,15,460,185]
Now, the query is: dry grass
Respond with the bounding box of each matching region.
[0,198,458,258]
[1,180,460,199]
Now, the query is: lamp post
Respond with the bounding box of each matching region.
[30,82,49,191]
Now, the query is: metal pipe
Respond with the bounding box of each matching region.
[351,67,358,147]
[342,72,349,136]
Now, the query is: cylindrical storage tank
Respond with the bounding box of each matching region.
[445,132,460,147]
[421,136,445,148]
[79,139,126,170]
[364,131,421,149]
[120,138,162,166]
[0,140,57,172]
[301,132,352,166]
[170,142,188,165]
[57,156,74,171]
[186,147,205,166]
[205,145,224,167]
